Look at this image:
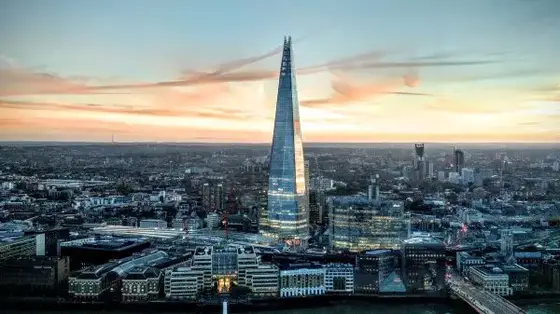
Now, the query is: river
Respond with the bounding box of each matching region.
[2,303,559,314]
[254,303,560,314]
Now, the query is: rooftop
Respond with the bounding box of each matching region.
[278,262,324,271]
[61,236,148,251]
[472,265,508,277]
[404,236,444,246]
[363,249,392,256]
[0,232,33,245]
[122,266,160,280]
[501,264,529,273]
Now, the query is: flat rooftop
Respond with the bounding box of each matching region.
[92,225,184,240]
[61,236,148,251]
[363,249,392,256]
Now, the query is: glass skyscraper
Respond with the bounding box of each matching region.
[260,36,309,245]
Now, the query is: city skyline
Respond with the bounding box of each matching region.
[1,0,559,143]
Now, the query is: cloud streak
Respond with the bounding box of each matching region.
[0,46,389,96]
[331,60,499,71]
[302,71,431,107]
[0,98,257,120]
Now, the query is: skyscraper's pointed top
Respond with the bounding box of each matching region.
[283,36,292,47]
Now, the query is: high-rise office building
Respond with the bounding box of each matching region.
[202,182,225,212]
[329,197,407,252]
[454,148,465,173]
[414,144,426,183]
[261,37,309,246]
[500,229,514,258]
[402,237,446,293]
[309,190,327,225]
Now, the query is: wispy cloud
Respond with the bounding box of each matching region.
[0,66,126,96]
[0,115,270,142]
[332,60,499,71]
[0,98,256,120]
[0,46,391,96]
[302,71,430,107]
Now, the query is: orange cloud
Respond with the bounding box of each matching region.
[302,71,430,107]
[0,67,101,96]
[0,115,270,142]
[0,96,255,120]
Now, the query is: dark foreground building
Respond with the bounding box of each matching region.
[61,237,150,270]
[0,256,70,297]
[403,237,446,293]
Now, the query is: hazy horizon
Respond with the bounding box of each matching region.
[1,140,559,148]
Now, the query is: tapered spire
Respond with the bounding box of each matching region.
[260,37,309,246]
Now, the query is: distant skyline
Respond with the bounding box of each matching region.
[1,0,559,143]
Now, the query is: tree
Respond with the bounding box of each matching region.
[116,183,133,196]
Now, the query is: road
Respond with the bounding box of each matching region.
[448,273,526,314]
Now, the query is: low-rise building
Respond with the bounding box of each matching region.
[468,266,513,296]
[324,263,354,294]
[0,233,45,260]
[164,265,204,300]
[69,249,173,301]
[279,263,325,298]
[456,251,485,275]
[245,264,279,297]
[0,256,70,296]
[354,250,395,294]
[139,219,168,229]
[502,264,529,293]
[68,262,121,301]
[121,266,161,302]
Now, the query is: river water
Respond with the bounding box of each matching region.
[256,303,560,314]
[3,304,559,314]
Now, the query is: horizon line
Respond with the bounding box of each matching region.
[1,140,559,145]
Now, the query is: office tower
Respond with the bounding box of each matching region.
[501,229,514,258]
[329,197,407,252]
[461,168,475,185]
[454,147,465,173]
[414,144,426,183]
[427,162,434,179]
[403,237,446,293]
[355,250,398,294]
[260,36,309,246]
[202,182,225,212]
[367,174,380,201]
[309,190,327,225]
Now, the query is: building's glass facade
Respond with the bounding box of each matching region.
[261,36,309,244]
[328,197,407,252]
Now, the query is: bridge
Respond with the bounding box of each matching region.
[448,273,526,314]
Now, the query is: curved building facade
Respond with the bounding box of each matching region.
[260,36,309,246]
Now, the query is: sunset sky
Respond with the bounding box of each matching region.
[1,0,559,143]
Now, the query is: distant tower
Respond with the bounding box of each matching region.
[453,147,465,173]
[368,174,380,201]
[111,133,115,144]
[500,229,514,259]
[414,144,426,183]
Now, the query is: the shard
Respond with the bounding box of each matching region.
[260,36,309,246]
